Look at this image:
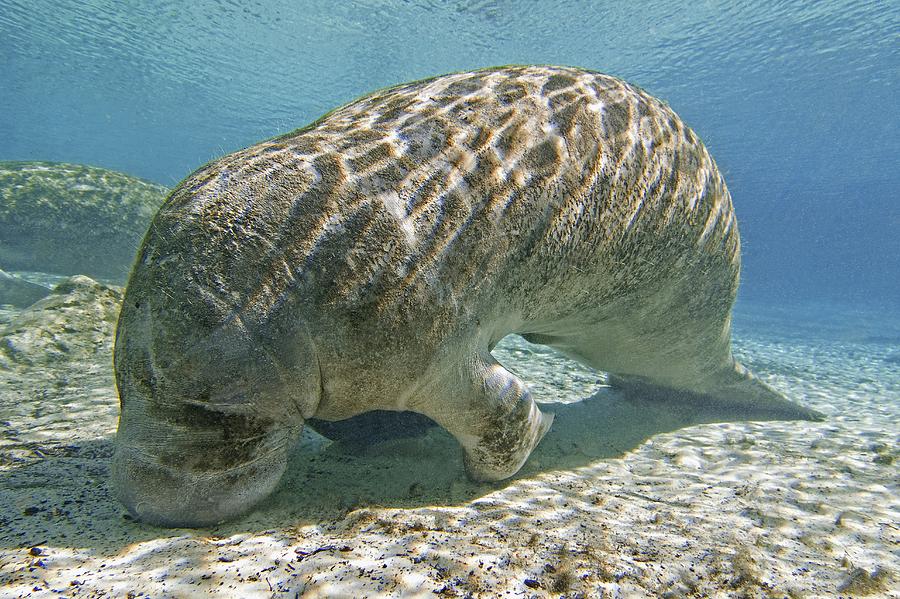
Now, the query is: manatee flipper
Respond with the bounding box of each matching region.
[417,353,554,481]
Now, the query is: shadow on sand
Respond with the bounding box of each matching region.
[0,385,811,553]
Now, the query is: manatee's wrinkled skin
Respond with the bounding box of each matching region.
[113,65,821,527]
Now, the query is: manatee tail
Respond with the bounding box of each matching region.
[609,361,823,422]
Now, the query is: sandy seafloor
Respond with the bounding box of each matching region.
[0,276,897,598]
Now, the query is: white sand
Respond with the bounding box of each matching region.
[1,283,897,598]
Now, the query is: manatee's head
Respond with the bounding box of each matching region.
[112,171,320,527]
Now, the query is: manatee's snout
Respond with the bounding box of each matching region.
[112,432,290,527]
[112,320,299,526]
[112,259,316,527]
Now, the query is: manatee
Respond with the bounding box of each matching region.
[0,161,168,282]
[112,65,821,527]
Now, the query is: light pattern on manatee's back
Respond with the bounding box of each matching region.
[114,65,822,528]
[150,66,738,334]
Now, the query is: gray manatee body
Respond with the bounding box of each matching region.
[113,65,820,527]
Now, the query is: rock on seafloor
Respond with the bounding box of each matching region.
[0,275,122,371]
[0,161,169,283]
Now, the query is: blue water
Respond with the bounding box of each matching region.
[1,1,897,305]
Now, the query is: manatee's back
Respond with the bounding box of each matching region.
[114,66,819,527]
[140,66,736,342]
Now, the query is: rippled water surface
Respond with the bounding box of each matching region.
[2,1,897,303]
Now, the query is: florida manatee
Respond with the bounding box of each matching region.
[112,65,821,527]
